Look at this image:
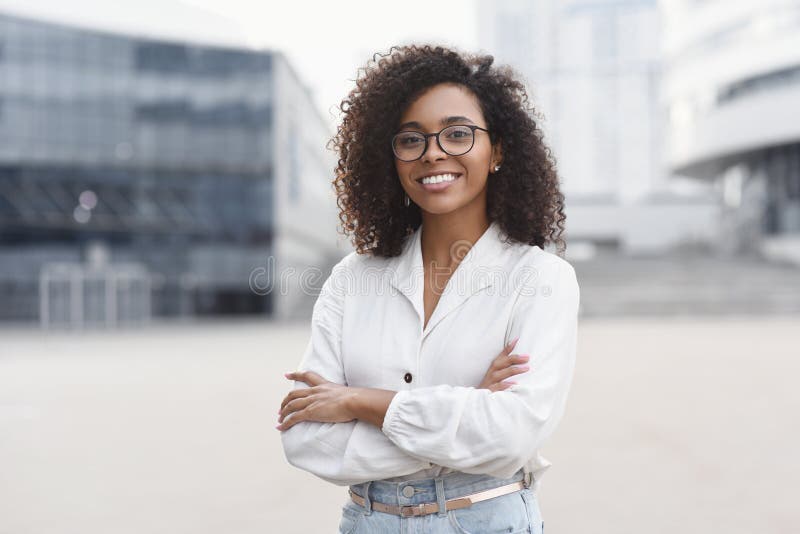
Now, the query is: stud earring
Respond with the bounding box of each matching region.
[493,165,501,172]
[404,193,410,207]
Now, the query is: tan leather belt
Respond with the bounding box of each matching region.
[348,480,525,518]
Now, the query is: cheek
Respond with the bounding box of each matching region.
[395,161,412,181]
[463,150,491,179]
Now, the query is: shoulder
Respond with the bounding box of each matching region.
[323,249,394,295]
[330,249,393,275]
[504,244,579,304]
[507,242,577,279]
[317,251,357,298]
[333,245,405,277]
[330,250,359,273]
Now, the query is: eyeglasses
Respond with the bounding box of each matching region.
[391,124,490,162]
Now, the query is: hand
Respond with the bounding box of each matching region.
[276,370,358,432]
[477,337,531,392]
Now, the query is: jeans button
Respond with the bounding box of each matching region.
[402,486,415,498]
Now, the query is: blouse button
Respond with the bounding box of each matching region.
[404,372,412,383]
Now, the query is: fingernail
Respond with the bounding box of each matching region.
[520,354,530,360]
[509,336,520,346]
[275,424,282,430]
[520,365,530,371]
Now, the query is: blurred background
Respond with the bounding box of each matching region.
[0,0,798,532]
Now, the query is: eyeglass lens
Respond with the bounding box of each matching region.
[393,125,475,160]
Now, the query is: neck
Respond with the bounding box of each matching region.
[419,201,490,271]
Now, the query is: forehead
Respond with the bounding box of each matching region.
[398,83,484,125]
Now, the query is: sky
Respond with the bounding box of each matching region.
[181,0,482,130]
[0,0,481,132]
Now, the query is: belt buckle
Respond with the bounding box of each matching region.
[400,503,429,517]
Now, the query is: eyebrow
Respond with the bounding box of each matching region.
[398,115,476,130]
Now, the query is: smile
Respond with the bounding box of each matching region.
[416,173,462,191]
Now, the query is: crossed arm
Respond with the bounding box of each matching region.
[277,381,396,431]
[277,330,527,431]
[277,257,579,486]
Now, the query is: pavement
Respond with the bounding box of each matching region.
[1,316,798,533]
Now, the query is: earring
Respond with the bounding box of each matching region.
[493,165,501,172]
[404,193,410,207]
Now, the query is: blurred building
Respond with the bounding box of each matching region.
[0,11,342,325]
[662,0,800,264]
[479,0,720,256]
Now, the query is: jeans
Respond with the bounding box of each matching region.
[340,468,543,533]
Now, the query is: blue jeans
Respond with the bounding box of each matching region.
[340,468,543,533]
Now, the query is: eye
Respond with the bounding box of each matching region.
[396,133,424,145]
[444,126,473,139]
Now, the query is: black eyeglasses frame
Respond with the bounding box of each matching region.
[391,124,491,162]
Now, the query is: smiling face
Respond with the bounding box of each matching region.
[395,83,502,217]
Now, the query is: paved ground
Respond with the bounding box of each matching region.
[1,317,798,533]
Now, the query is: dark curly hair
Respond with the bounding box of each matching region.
[328,44,566,258]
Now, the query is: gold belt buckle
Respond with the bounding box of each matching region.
[400,503,430,517]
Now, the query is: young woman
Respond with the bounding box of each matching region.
[277,44,580,534]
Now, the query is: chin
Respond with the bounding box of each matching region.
[417,198,468,215]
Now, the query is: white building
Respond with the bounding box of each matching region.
[661,0,800,263]
[479,0,720,255]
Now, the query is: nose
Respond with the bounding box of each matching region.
[421,134,448,163]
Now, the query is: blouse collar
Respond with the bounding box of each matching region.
[388,220,514,337]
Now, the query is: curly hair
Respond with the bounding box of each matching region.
[328,44,567,258]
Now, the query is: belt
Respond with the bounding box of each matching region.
[348,472,532,518]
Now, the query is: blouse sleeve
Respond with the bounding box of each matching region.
[279,254,433,486]
[380,259,580,479]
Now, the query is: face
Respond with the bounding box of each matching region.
[394,83,502,216]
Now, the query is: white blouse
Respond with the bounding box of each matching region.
[280,220,580,493]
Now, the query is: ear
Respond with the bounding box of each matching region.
[491,139,504,169]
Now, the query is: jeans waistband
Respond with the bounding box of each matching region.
[349,468,527,512]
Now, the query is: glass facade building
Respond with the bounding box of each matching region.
[0,13,339,323]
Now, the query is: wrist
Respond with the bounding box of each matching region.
[347,387,396,429]
[346,386,366,420]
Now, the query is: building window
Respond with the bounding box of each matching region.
[135,42,189,73]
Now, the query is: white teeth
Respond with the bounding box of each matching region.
[420,173,458,185]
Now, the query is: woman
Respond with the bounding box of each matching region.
[277,44,579,534]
